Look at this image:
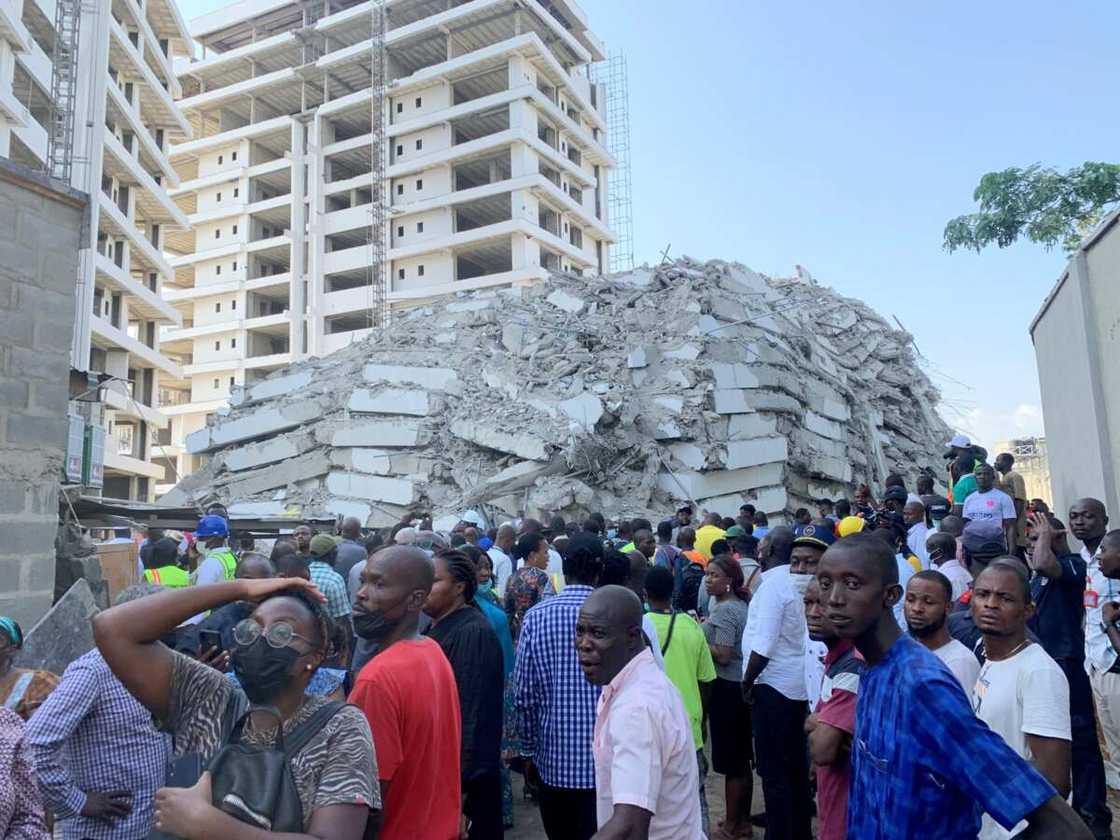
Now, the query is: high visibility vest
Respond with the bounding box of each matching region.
[144,565,191,588]
[210,548,237,581]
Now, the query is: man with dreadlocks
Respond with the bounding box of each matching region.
[423,549,506,840]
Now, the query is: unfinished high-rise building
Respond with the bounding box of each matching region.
[0,0,193,501]
[159,0,616,493]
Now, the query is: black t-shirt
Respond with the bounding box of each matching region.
[1029,553,1088,662]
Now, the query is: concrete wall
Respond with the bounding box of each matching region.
[1030,210,1120,525]
[0,160,87,627]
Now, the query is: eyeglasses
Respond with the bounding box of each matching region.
[233,619,314,650]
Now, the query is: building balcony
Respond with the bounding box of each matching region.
[169,114,291,159]
[107,15,189,135]
[118,0,182,97]
[104,446,166,480]
[105,80,179,188]
[0,0,30,54]
[177,66,299,114]
[101,384,169,428]
[102,131,190,227]
[94,252,182,324]
[96,195,177,280]
[90,314,182,377]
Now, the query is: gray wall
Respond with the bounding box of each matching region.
[0,161,87,628]
[1031,211,1120,527]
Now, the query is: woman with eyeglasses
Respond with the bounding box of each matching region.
[93,576,378,839]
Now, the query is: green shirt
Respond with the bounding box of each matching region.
[646,610,716,746]
[952,474,978,506]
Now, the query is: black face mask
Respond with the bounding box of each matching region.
[231,637,300,704]
[353,596,409,643]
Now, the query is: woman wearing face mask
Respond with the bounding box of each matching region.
[0,618,59,721]
[473,552,500,606]
[702,555,753,840]
[423,550,506,840]
[92,577,379,839]
[503,533,555,643]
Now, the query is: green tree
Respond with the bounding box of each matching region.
[943,162,1120,253]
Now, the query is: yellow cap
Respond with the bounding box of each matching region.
[837,516,866,538]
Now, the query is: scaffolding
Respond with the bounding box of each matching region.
[366,0,388,329]
[45,0,82,182]
[592,53,634,274]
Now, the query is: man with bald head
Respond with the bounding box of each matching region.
[577,586,703,840]
[817,534,1091,840]
[188,551,277,655]
[903,500,930,569]
[334,516,368,588]
[350,547,462,840]
[488,524,516,597]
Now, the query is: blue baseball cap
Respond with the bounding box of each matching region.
[793,523,837,551]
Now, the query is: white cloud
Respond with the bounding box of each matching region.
[950,403,1045,453]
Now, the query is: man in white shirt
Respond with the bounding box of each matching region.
[971,560,1072,840]
[904,570,980,692]
[1083,521,1120,791]
[904,500,931,569]
[927,531,972,601]
[962,464,1018,553]
[740,526,812,840]
[487,524,516,597]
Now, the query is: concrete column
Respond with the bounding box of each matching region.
[305,115,325,357]
[288,119,307,357]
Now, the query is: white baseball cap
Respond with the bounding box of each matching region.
[945,433,971,449]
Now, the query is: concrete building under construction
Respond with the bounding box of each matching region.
[0,0,193,501]
[158,0,618,494]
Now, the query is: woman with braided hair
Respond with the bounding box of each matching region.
[424,549,506,840]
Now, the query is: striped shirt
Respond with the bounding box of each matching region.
[24,650,170,840]
[513,584,600,788]
[310,561,352,619]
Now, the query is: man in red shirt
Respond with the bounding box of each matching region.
[350,546,462,840]
[803,577,863,840]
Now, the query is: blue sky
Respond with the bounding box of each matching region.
[176,0,1120,451]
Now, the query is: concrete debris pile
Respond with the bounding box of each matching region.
[164,257,953,528]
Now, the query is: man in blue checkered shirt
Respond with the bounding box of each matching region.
[816,533,1092,840]
[514,532,605,840]
[24,584,171,839]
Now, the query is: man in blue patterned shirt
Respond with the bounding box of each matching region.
[816,532,1092,840]
[514,532,605,840]
[25,584,171,839]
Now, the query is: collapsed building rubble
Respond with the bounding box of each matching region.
[162,258,954,529]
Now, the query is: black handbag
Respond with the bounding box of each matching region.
[207,701,345,832]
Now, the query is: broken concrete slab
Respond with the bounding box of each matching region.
[546,289,585,313]
[725,436,789,470]
[227,501,291,517]
[325,471,417,506]
[329,419,423,449]
[14,579,98,675]
[348,388,431,416]
[247,371,314,403]
[559,393,604,431]
[189,402,322,453]
[713,389,753,415]
[657,462,785,501]
[711,363,761,390]
[804,410,846,441]
[449,420,550,461]
[223,436,303,472]
[221,450,330,498]
[362,364,458,391]
[727,413,779,440]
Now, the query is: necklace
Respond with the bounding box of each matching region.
[982,638,1030,662]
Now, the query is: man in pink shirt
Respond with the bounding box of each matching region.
[576,585,703,840]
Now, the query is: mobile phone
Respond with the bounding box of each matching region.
[199,629,223,654]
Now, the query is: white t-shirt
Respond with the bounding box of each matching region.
[742,565,808,700]
[932,638,980,695]
[972,643,1071,840]
[487,546,513,597]
[962,488,1016,527]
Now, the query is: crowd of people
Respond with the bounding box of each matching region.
[0,436,1119,839]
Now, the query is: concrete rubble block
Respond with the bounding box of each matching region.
[662,343,701,361]
[804,454,853,483]
[325,471,417,506]
[222,450,331,498]
[545,289,585,313]
[657,462,784,501]
[227,501,292,517]
[445,299,492,313]
[501,324,526,356]
[713,389,753,415]
[697,485,788,517]
[192,402,322,453]
[223,436,303,472]
[653,395,684,415]
[792,428,847,460]
[248,371,313,403]
[725,436,789,470]
[323,499,372,524]
[804,410,846,441]
[740,390,802,414]
[13,579,98,674]
[347,388,431,416]
[329,419,423,448]
[559,392,604,432]
[627,345,657,369]
[449,420,550,461]
[667,443,707,471]
[362,363,459,392]
[711,363,761,390]
[727,413,779,440]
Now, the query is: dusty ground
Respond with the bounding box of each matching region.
[509,771,1120,839]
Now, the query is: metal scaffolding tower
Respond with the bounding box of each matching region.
[45,0,82,182]
[592,53,634,273]
[366,0,388,329]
